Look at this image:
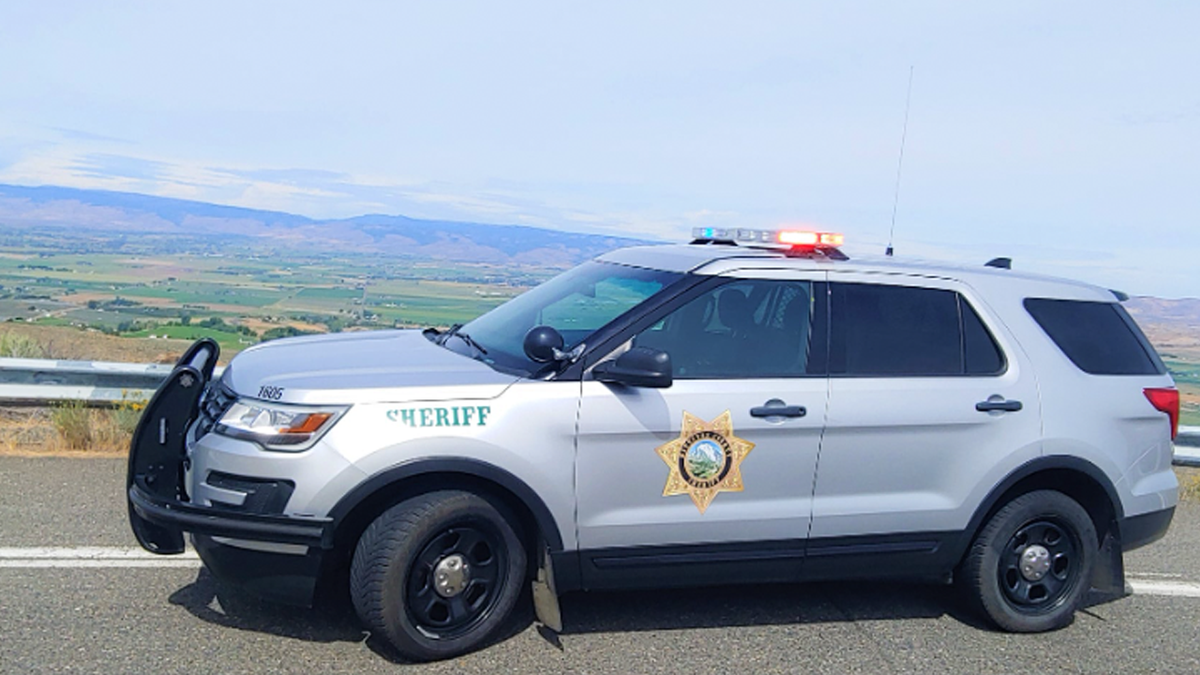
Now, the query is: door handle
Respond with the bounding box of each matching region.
[750,404,807,418]
[976,399,1022,413]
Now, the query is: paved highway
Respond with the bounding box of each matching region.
[2,457,1198,674]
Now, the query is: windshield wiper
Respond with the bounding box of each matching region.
[441,324,488,356]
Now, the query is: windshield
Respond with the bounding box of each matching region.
[447,261,682,374]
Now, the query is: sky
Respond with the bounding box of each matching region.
[0,1,1197,298]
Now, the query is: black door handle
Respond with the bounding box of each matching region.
[976,399,1022,413]
[750,404,807,418]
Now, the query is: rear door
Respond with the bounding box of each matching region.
[809,275,1042,564]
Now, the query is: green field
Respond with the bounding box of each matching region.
[1162,358,1199,426]
[124,325,252,352]
[0,236,546,352]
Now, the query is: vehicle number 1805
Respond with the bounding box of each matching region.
[258,386,284,400]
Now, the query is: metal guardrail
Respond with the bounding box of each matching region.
[1176,425,1200,467]
[0,356,1197,463]
[0,357,181,406]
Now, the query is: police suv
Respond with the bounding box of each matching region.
[127,228,1180,661]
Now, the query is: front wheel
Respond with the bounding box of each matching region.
[350,491,526,661]
[959,490,1097,633]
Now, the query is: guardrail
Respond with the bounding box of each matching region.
[1176,425,1200,467]
[0,356,1198,464]
[0,356,217,406]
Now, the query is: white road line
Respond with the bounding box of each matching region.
[0,546,200,568]
[0,547,198,560]
[1128,579,1200,598]
[1126,572,1184,579]
[0,559,202,568]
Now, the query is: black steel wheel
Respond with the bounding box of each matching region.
[959,490,1097,633]
[406,523,508,638]
[998,518,1079,612]
[350,491,526,661]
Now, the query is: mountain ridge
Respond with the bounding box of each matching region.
[0,182,651,265]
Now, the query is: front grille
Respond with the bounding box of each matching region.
[195,382,236,437]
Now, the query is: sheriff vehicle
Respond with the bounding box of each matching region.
[127,228,1179,661]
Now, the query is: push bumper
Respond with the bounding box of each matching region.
[128,482,331,548]
[127,337,333,553]
[126,339,332,605]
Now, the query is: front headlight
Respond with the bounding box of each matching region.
[214,399,347,452]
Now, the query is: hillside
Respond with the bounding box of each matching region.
[0,183,650,266]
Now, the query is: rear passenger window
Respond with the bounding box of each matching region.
[1024,298,1165,375]
[829,283,1004,377]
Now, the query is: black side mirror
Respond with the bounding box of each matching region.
[523,325,565,363]
[592,347,672,388]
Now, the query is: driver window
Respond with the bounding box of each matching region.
[538,276,667,347]
[634,280,818,379]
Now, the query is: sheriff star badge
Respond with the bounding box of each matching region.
[655,411,754,514]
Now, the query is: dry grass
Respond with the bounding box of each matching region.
[0,323,194,363]
[0,404,140,456]
[1178,466,1200,503]
[0,332,47,358]
[49,401,94,450]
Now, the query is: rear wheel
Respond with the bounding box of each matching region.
[960,490,1097,632]
[350,491,526,661]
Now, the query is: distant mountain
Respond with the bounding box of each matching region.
[0,183,651,266]
[1125,297,1200,330]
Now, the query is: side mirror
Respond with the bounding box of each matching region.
[592,347,672,388]
[523,325,565,363]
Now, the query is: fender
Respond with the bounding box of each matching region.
[952,454,1124,562]
[325,457,564,551]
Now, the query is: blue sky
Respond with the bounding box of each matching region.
[1,1,1197,297]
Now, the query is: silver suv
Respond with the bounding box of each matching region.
[127,228,1179,661]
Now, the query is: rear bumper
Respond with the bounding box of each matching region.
[1120,506,1175,552]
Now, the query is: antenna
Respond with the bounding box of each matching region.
[886,66,914,257]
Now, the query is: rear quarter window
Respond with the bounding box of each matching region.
[1024,298,1165,375]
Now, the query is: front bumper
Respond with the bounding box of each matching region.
[127,339,336,606]
[128,482,332,548]
[192,533,326,606]
[127,338,335,553]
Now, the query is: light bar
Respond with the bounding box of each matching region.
[692,227,844,249]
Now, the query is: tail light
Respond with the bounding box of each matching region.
[1143,387,1179,440]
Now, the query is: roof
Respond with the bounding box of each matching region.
[598,243,1115,302]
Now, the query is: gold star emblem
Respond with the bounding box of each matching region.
[655,410,755,514]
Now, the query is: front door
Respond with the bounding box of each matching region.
[574,273,828,588]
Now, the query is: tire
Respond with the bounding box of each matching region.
[959,490,1097,633]
[350,490,526,661]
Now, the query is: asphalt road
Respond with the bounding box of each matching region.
[2,456,1198,675]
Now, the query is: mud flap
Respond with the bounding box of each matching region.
[127,338,219,554]
[1084,524,1130,607]
[532,541,563,632]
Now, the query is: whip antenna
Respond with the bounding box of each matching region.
[886,66,914,257]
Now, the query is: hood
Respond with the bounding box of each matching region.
[221,329,520,404]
